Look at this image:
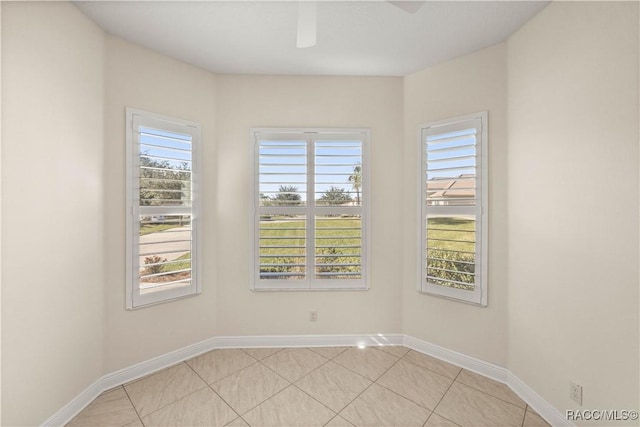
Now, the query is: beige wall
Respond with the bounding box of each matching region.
[402,44,509,366]
[214,75,404,336]
[103,36,217,372]
[507,1,639,422]
[1,2,105,425]
[3,1,640,424]
[0,3,4,423]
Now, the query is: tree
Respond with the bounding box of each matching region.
[273,185,301,205]
[259,192,273,207]
[139,153,191,206]
[348,164,362,206]
[318,186,353,206]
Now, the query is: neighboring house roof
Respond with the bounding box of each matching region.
[427,174,475,199]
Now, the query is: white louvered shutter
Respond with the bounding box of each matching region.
[253,130,368,290]
[126,109,201,308]
[420,113,487,305]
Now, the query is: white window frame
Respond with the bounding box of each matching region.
[250,128,370,291]
[418,112,488,306]
[126,108,202,308]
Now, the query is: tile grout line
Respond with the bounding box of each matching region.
[239,346,285,361]
[322,413,355,427]
[257,347,331,384]
[403,352,528,418]
[521,404,529,427]
[425,363,464,427]
[133,383,210,421]
[252,346,366,425]
[205,352,298,419]
[124,362,213,422]
[120,384,148,426]
[369,349,440,425]
[122,360,185,388]
[72,345,528,427]
[373,368,448,417]
[287,347,340,384]
[288,383,339,422]
[298,347,402,424]
[329,346,399,384]
[186,349,261,385]
[374,350,456,413]
[455,373,528,410]
[183,356,246,424]
[402,350,461,381]
[250,347,340,420]
[334,347,407,424]
[226,360,292,419]
[307,346,349,360]
[454,381,528,414]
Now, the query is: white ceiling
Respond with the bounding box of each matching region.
[75,1,549,77]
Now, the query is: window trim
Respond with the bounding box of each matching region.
[125,108,202,309]
[417,112,488,306]
[250,128,371,291]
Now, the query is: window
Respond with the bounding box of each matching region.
[126,108,201,308]
[419,112,488,305]
[251,129,369,290]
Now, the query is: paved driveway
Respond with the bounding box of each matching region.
[139,226,191,267]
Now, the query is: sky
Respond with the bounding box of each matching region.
[258,139,362,203]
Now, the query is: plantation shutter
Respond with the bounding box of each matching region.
[420,113,487,305]
[126,109,201,308]
[253,130,368,290]
[257,136,308,281]
[314,138,363,282]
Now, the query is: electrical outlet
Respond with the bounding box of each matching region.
[570,382,582,405]
[310,310,317,322]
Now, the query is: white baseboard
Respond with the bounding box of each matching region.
[41,333,403,426]
[402,335,508,383]
[41,380,104,427]
[402,335,572,426]
[42,333,565,427]
[214,333,404,349]
[508,372,573,427]
[42,335,221,426]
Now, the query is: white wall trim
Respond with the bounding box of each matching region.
[41,333,402,426]
[42,335,220,426]
[403,335,508,382]
[41,381,103,427]
[508,372,574,427]
[42,333,567,427]
[214,333,404,349]
[403,335,572,426]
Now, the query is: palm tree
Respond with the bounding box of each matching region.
[348,164,362,206]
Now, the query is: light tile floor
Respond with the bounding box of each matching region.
[67,346,552,427]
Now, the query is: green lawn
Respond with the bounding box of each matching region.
[426,217,476,290]
[140,216,191,236]
[141,252,191,285]
[259,216,362,279]
[140,223,179,236]
[139,216,475,289]
[161,252,191,273]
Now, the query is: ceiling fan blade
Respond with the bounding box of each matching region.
[297,1,317,48]
[387,1,426,14]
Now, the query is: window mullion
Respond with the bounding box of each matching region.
[306,135,315,286]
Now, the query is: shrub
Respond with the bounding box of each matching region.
[260,257,305,279]
[315,247,360,278]
[144,255,168,275]
[426,249,475,291]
